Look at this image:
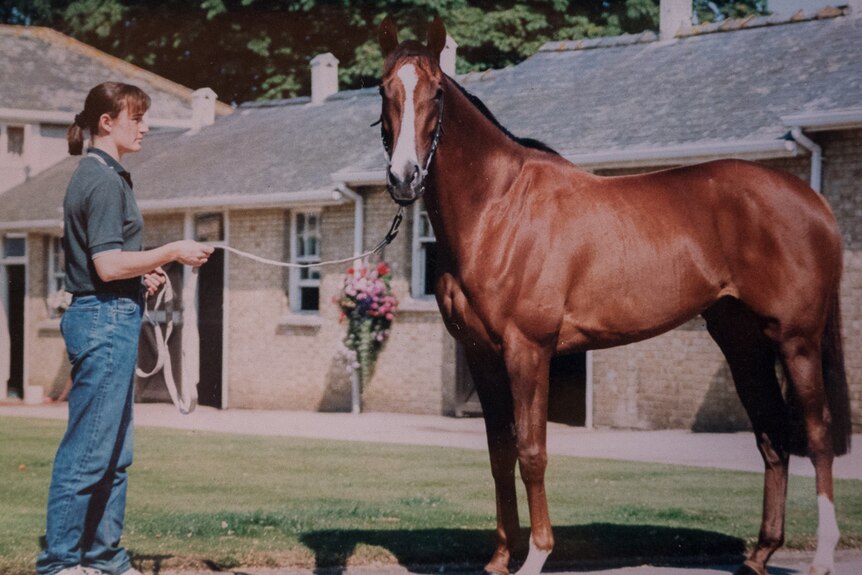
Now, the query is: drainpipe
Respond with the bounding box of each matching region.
[790,128,822,193]
[333,183,364,414]
[333,183,364,264]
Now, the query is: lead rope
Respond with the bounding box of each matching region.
[137,207,404,414]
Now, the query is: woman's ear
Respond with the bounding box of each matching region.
[98,113,113,135]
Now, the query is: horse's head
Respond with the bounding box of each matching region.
[378,16,447,206]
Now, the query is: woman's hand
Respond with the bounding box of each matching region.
[171,240,215,267]
[142,267,167,296]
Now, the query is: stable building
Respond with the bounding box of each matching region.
[1,2,860,432]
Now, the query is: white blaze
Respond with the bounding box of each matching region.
[389,64,419,180]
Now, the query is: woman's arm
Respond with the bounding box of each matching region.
[93,240,214,282]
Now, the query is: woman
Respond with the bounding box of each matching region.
[37,82,214,575]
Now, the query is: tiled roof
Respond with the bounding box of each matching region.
[1,9,860,224]
[0,25,232,119]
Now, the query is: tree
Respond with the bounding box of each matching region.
[2,1,768,105]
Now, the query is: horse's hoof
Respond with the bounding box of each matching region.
[734,562,766,575]
[807,565,832,575]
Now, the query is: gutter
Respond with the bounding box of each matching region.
[332,183,364,262]
[331,139,800,182]
[781,108,862,132]
[137,188,343,213]
[562,138,800,170]
[788,128,822,193]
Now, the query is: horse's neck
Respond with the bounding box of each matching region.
[426,79,524,260]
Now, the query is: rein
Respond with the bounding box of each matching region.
[137,207,404,414]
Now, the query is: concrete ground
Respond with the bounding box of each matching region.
[3,403,861,574]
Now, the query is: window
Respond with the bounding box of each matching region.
[48,236,65,294]
[411,202,438,298]
[6,126,24,156]
[2,235,25,259]
[194,212,224,242]
[289,210,321,312]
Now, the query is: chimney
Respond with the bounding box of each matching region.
[311,52,339,105]
[440,35,458,77]
[660,0,693,41]
[191,87,217,130]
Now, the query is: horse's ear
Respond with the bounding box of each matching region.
[379,15,399,58]
[427,16,447,59]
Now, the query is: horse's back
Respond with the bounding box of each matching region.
[547,158,843,348]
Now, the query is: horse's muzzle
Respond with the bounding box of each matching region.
[387,165,425,205]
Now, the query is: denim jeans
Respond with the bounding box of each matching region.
[37,294,142,575]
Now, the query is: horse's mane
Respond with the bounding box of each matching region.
[449,79,559,156]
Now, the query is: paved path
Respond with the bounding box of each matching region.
[2,404,860,479]
[3,404,861,574]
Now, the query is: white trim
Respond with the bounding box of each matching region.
[411,202,436,299]
[782,108,862,132]
[288,209,322,313]
[585,350,594,429]
[0,233,28,400]
[332,139,801,181]
[181,213,200,411]
[221,211,231,410]
[0,220,62,231]
[138,189,342,213]
[563,138,800,169]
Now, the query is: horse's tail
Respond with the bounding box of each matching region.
[786,289,852,457]
[821,289,852,456]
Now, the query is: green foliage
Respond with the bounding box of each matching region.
[2,1,768,104]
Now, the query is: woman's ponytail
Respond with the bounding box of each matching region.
[67,112,87,155]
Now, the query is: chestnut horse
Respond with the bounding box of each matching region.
[377,17,851,575]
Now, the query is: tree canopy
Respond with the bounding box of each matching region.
[2,0,767,105]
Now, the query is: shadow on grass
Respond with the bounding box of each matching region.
[301,523,747,573]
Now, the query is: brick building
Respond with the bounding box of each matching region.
[1,2,860,432]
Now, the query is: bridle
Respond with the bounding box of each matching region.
[375,77,445,204]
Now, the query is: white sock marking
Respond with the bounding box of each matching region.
[390,64,419,181]
[812,494,839,572]
[513,538,551,575]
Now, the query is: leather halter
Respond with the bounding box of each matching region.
[376,85,445,204]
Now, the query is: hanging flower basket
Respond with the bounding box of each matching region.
[335,262,399,388]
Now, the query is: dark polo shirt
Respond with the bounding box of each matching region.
[63,147,144,296]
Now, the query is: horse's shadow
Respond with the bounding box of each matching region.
[300,523,747,574]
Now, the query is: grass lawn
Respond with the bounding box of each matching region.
[2,417,861,574]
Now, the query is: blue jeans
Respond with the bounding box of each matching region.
[37,294,142,575]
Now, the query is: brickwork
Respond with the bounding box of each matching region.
[26,233,69,398]
[18,132,860,428]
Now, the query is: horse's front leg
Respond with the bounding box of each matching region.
[468,347,520,575]
[503,331,554,575]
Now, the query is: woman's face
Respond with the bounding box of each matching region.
[107,106,149,157]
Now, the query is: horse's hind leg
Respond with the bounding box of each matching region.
[703,300,791,575]
[779,337,839,575]
[467,347,520,575]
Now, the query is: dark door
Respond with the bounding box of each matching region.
[455,344,587,426]
[6,265,25,399]
[197,249,224,408]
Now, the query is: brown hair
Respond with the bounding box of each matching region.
[67,82,151,155]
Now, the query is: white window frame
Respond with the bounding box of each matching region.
[411,201,437,299]
[289,209,322,312]
[47,236,65,295]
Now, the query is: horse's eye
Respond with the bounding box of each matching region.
[378,85,385,96]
